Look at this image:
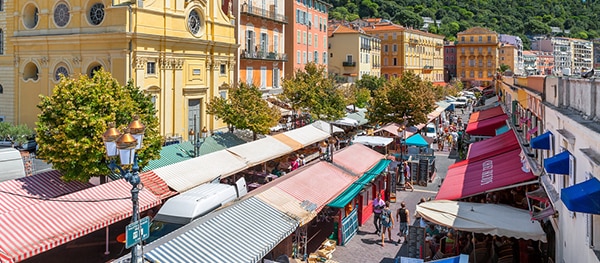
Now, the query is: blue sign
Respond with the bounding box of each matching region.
[126,216,150,249]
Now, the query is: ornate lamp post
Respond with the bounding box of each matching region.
[102,115,146,263]
[189,114,208,157]
[397,126,406,187]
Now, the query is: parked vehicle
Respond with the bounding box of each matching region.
[425,123,437,142]
[147,177,247,243]
[0,135,37,152]
[455,97,469,108]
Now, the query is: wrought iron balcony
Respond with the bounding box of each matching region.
[240,4,287,24]
[241,50,288,61]
[342,61,356,67]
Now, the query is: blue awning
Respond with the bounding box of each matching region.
[405,134,430,147]
[561,177,600,214]
[531,131,552,150]
[543,151,570,175]
[495,125,510,135]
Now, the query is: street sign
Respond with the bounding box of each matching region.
[125,216,150,249]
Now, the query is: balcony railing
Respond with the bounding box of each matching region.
[241,50,288,61]
[240,4,288,24]
[343,61,356,67]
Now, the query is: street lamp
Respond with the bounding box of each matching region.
[397,126,407,187]
[102,115,145,263]
[191,126,208,157]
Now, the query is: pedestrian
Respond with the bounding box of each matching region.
[299,154,306,166]
[403,162,414,192]
[380,201,394,247]
[396,201,410,243]
[372,193,385,235]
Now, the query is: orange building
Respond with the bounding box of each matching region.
[456,27,499,88]
[499,44,517,74]
[235,0,287,94]
[284,0,330,76]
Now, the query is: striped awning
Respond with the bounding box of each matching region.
[255,187,316,226]
[139,171,177,199]
[0,179,161,263]
[0,170,92,215]
[144,198,298,263]
[332,143,384,175]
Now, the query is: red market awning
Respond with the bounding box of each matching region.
[468,105,505,123]
[436,148,537,200]
[332,143,384,175]
[466,114,509,136]
[139,171,177,199]
[467,130,520,160]
[0,179,161,263]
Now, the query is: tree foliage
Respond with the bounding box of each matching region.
[36,69,162,181]
[0,122,34,146]
[206,82,280,139]
[355,74,385,96]
[366,72,437,127]
[282,63,346,122]
[327,0,600,40]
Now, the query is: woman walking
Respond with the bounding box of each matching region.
[380,201,394,247]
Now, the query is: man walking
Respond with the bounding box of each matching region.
[396,202,410,243]
[373,193,385,235]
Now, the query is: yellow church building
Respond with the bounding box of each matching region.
[0,0,237,139]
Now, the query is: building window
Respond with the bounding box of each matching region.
[0,29,3,55]
[53,3,70,27]
[303,32,307,44]
[393,58,397,66]
[89,3,104,26]
[488,36,492,42]
[23,4,39,29]
[392,44,397,52]
[346,55,353,62]
[308,33,312,46]
[384,45,388,52]
[88,64,102,78]
[470,36,474,42]
[323,52,327,64]
[246,66,253,84]
[192,69,201,75]
[220,91,227,99]
[147,62,156,75]
[220,64,226,75]
[303,51,307,63]
[55,66,68,81]
[187,9,204,36]
[297,51,300,64]
[273,68,280,88]
[384,57,388,66]
[469,71,474,78]
[314,51,318,63]
[314,34,318,48]
[478,36,482,42]
[297,30,301,44]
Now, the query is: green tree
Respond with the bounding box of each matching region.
[355,74,385,96]
[338,83,371,110]
[358,0,379,18]
[206,82,280,140]
[0,122,34,146]
[366,72,436,127]
[498,64,511,73]
[282,63,346,122]
[36,69,162,181]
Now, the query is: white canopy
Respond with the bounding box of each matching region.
[227,136,293,167]
[353,136,394,147]
[154,150,248,192]
[416,200,547,242]
[278,124,331,147]
[311,120,344,134]
[333,117,359,127]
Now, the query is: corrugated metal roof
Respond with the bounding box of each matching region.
[144,197,298,263]
[153,150,248,193]
[254,187,316,226]
[333,143,384,175]
[227,136,293,167]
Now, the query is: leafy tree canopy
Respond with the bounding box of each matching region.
[36,69,162,181]
[206,82,280,140]
[0,122,34,146]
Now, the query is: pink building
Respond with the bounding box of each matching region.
[444,41,457,82]
[284,0,330,76]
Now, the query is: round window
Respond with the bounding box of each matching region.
[55,66,69,81]
[54,3,70,27]
[187,9,203,36]
[89,3,105,25]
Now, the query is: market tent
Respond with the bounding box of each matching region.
[404,134,430,147]
[374,123,416,138]
[466,130,520,160]
[468,105,505,123]
[353,136,394,147]
[328,159,391,208]
[275,162,355,211]
[332,143,384,175]
[271,133,303,151]
[466,114,508,136]
[139,171,177,199]
[311,120,344,134]
[0,179,161,263]
[143,197,298,263]
[436,148,537,200]
[416,200,547,242]
[274,124,330,149]
[334,117,359,127]
[346,110,369,126]
[254,187,316,226]
[153,150,248,192]
[561,177,600,214]
[227,136,293,167]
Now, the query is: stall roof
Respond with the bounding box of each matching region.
[139,171,177,199]
[466,130,520,160]
[346,110,368,126]
[405,134,430,147]
[275,124,331,147]
[332,143,385,175]
[465,114,509,136]
[227,136,293,167]
[416,200,547,242]
[271,133,304,151]
[275,162,355,211]
[254,187,316,226]
[374,123,416,138]
[436,148,537,200]
[143,198,298,263]
[353,136,394,147]
[328,159,390,208]
[334,117,359,127]
[311,120,344,134]
[468,105,505,123]
[0,179,161,263]
[153,150,248,193]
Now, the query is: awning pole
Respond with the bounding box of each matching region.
[472,231,476,263]
[104,226,110,255]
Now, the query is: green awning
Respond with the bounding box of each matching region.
[328,159,391,208]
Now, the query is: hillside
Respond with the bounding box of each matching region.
[326,0,600,49]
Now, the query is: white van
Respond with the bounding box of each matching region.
[148,178,247,242]
[425,123,437,142]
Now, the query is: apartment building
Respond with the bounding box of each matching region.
[534,37,572,75]
[2,0,236,137]
[523,51,537,75]
[594,39,600,70]
[499,44,518,74]
[570,38,593,74]
[443,41,457,82]
[235,0,287,95]
[284,0,330,76]
[499,34,524,75]
[327,24,381,83]
[455,27,499,88]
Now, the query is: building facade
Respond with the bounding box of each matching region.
[523,50,537,76]
[443,41,457,82]
[363,21,444,82]
[499,34,524,75]
[234,0,287,95]
[456,27,499,88]
[3,0,236,138]
[570,38,593,74]
[327,24,380,83]
[594,39,600,70]
[499,44,517,75]
[284,0,329,76]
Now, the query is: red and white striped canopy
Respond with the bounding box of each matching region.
[0,179,161,262]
